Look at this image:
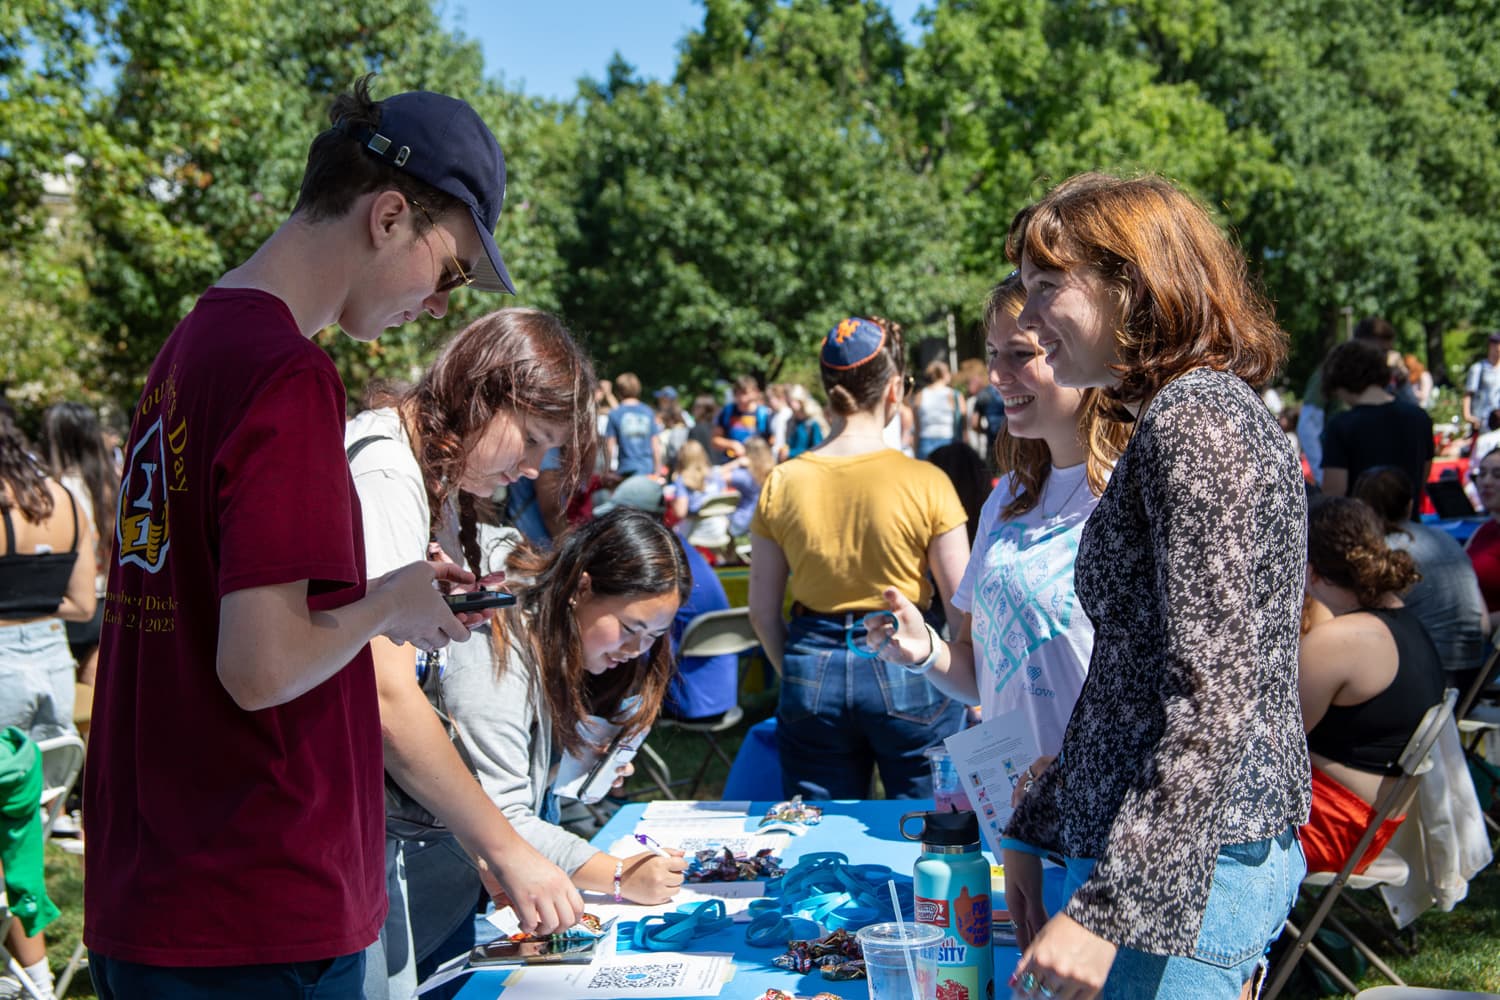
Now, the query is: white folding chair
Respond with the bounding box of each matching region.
[36,735,84,841]
[681,491,740,552]
[1265,689,1458,999]
[35,736,86,999]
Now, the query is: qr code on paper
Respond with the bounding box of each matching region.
[587,962,685,989]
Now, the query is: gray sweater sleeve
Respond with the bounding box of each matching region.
[439,631,599,876]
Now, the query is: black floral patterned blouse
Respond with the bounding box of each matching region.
[1005,367,1312,957]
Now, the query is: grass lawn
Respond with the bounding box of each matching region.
[43,692,1500,997]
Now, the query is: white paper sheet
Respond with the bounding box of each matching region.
[943,710,1042,856]
[494,952,734,998]
[641,800,752,819]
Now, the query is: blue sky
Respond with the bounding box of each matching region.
[443,1,927,103]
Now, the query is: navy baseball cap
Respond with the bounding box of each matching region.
[341,91,514,293]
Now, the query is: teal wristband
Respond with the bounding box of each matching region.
[999,838,1050,857]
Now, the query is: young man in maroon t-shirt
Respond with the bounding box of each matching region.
[82,78,582,999]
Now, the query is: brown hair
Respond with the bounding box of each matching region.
[1004,172,1285,410]
[1321,339,1390,396]
[395,308,597,573]
[614,372,642,399]
[1351,466,1414,534]
[0,414,53,524]
[41,402,116,568]
[293,74,463,229]
[1307,496,1419,607]
[823,315,905,417]
[495,508,691,754]
[983,274,1127,518]
[924,360,950,383]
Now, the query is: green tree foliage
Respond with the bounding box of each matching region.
[905,0,1287,311]
[5,0,1499,416]
[1202,0,1500,382]
[561,59,963,388]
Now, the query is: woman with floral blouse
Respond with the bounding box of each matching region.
[877,173,1309,999]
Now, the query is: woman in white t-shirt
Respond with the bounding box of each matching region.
[874,273,1125,771]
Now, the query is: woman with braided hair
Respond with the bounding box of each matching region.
[1298,495,1446,874]
[749,314,970,800]
[345,307,597,999]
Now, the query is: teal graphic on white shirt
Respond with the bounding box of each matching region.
[953,462,1101,756]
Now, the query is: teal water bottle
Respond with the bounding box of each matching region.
[901,810,994,1000]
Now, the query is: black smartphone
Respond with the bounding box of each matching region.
[444,590,517,613]
[468,934,599,966]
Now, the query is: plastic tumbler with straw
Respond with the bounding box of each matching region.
[854,889,941,1000]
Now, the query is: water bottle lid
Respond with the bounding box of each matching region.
[921,809,980,848]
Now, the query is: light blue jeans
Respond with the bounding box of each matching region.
[0,618,78,743]
[1059,828,1304,999]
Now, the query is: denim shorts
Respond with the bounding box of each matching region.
[0,619,78,743]
[1060,827,1304,999]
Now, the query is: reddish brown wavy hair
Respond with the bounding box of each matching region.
[1004,172,1286,410]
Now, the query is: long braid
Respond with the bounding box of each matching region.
[456,492,483,576]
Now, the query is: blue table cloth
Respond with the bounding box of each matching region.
[454,799,1060,999]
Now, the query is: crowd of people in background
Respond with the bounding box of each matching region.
[1,74,1497,1000]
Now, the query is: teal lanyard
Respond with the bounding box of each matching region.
[745,853,912,947]
[629,899,733,952]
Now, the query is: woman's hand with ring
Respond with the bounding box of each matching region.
[1012,913,1116,999]
[1011,754,1057,808]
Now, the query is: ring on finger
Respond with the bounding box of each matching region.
[1019,971,1039,993]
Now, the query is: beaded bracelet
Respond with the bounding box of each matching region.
[613,859,625,902]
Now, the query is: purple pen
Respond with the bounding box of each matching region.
[633,833,671,858]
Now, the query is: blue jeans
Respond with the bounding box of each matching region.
[90,951,364,1000]
[0,618,77,743]
[777,612,964,799]
[1058,828,1305,999]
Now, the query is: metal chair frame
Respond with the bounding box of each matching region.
[1264,688,1458,999]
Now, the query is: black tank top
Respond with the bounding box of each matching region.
[1306,606,1446,776]
[0,484,80,617]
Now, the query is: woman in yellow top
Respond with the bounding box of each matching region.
[749,316,971,799]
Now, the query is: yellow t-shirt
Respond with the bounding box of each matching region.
[750,448,968,612]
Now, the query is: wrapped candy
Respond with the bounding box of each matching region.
[771,928,865,979]
[684,846,785,883]
[761,794,823,828]
[505,912,606,944]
